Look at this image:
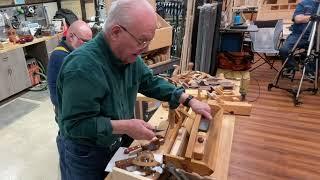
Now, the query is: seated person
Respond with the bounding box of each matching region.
[279,0,319,79]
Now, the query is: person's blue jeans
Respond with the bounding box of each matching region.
[56,134,120,180]
[279,33,310,69]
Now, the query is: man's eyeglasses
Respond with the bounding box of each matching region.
[118,25,150,49]
[71,33,90,43]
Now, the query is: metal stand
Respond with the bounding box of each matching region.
[268,7,320,106]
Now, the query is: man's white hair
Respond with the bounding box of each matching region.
[103,0,154,32]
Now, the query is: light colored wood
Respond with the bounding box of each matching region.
[256,0,297,22]
[214,86,224,95]
[185,89,208,100]
[163,154,214,176]
[170,127,188,156]
[211,115,235,180]
[147,15,173,52]
[185,114,201,158]
[180,0,196,72]
[168,109,176,129]
[85,2,95,20]
[0,34,62,54]
[193,132,208,160]
[182,108,195,134]
[221,101,252,116]
[0,0,12,6]
[177,108,194,119]
[61,0,82,19]
[205,103,224,170]
[109,167,150,180]
[147,58,172,69]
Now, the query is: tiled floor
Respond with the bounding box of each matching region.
[0,90,60,180]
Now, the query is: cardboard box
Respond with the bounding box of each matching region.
[147,15,173,52]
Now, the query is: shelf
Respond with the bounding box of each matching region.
[149,57,180,74]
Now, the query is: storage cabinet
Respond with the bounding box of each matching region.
[0,48,32,101]
[0,54,13,101]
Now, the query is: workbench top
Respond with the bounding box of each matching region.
[0,34,62,54]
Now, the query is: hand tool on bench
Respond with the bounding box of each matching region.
[124,135,165,155]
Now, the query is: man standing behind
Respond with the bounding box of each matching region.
[279,0,319,79]
[47,20,92,108]
[56,0,212,179]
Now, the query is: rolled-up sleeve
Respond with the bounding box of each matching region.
[138,60,184,109]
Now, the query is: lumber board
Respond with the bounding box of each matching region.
[182,108,195,134]
[185,114,202,158]
[210,115,235,180]
[180,0,196,72]
[169,127,188,156]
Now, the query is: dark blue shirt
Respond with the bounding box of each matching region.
[47,38,73,107]
[291,0,319,35]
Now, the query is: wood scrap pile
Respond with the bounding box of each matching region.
[168,70,235,93]
[142,47,170,66]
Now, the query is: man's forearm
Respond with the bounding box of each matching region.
[111,120,129,134]
[294,15,311,24]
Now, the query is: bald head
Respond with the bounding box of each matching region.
[66,20,92,49]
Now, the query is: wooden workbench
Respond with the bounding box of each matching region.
[106,105,235,180]
[0,34,62,54]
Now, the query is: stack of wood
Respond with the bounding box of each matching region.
[142,49,170,66]
[169,71,235,91]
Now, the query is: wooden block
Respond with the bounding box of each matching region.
[222,101,252,116]
[168,109,176,129]
[193,132,208,160]
[170,127,188,156]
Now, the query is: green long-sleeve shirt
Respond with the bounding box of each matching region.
[56,32,184,147]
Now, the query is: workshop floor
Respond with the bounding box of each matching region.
[0,90,60,180]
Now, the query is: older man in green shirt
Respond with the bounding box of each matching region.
[56,0,212,179]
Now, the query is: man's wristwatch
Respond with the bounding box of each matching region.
[183,95,194,107]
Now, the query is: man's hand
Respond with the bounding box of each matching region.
[111,119,155,140]
[189,98,213,120]
[294,14,311,24]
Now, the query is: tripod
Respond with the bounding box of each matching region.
[268,6,320,106]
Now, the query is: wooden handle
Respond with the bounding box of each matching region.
[124,145,142,154]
